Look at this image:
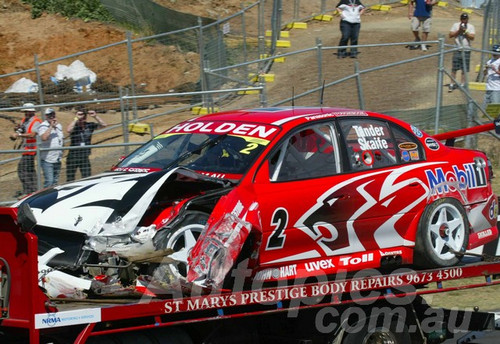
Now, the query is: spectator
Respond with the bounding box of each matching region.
[484,44,500,108]
[336,0,366,58]
[448,13,475,92]
[37,108,64,188]
[66,109,107,182]
[9,103,42,197]
[408,0,437,51]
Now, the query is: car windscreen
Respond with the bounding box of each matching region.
[116,132,271,175]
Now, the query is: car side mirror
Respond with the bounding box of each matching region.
[17,202,37,233]
[254,159,271,184]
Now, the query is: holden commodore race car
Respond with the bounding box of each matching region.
[13,107,498,298]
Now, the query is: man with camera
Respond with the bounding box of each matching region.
[9,103,42,197]
[66,108,107,182]
[37,108,64,188]
[448,13,475,92]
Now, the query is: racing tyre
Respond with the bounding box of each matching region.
[162,210,209,278]
[414,198,469,268]
[341,316,411,344]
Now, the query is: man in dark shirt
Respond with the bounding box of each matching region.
[408,0,437,51]
[66,108,107,182]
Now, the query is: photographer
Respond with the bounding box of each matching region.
[37,108,63,188]
[66,108,107,182]
[9,103,42,197]
[448,13,475,92]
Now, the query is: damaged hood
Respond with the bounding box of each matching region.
[14,168,225,236]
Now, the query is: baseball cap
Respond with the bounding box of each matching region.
[493,44,500,53]
[21,103,36,112]
[460,13,469,19]
[44,108,56,116]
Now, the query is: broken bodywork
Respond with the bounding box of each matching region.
[16,168,232,298]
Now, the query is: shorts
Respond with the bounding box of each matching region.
[485,90,500,105]
[452,51,471,72]
[411,16,431,33]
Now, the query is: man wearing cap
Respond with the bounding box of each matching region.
[448,13,475,92]
[9,103,42,196]
[484,45,500,107]
[37,108,64,188]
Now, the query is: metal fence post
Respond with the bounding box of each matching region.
[434,37,445,135]
[35,135,42,191]
[34,54,44,106]
[258,0,266,72]
[259,81,268,107]
[119,87,129,155]
[354,61,364,110]
[126,31,138,120]
[316,38,323,105]
[321,0,326,13]
[241,3,248,77]
[198,17,208,108]
[293,0,299,22]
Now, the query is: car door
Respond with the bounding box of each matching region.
[251,119,429,271]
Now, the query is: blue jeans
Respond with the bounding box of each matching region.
[338,20,361,55]
[41,160,61,188]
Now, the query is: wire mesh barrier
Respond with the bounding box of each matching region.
[0,0,499,204]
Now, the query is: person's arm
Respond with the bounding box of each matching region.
[466,25,475,41]
[24,121,39,138]
[67,116,78,134]
[88,110,107,128]
[408,1,414,19]
[449,23,460,38]
[38,124,50,141]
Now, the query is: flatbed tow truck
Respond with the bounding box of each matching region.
[2,121,500,344]
[1,205,500,344]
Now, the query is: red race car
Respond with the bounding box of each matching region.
[15,107,498,296]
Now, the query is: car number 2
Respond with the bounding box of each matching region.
[266,208,288,250]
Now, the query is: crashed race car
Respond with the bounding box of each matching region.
[14,107,499,298]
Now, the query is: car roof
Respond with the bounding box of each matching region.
[194,107,405,129]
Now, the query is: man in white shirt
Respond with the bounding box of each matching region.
[448,13,475,92]
[37,108,64,188]
[484,45,500,108]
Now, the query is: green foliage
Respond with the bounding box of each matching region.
[22,0,114,22]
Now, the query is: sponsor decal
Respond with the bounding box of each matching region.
[255,264,297,280]
[477,229,493,239]
[304,111,367,121]
[113,167,153,173]
[410,150,420,160]
[425,137,440,151]
[197,172,228,179]
[304,258,335,272]
[338,253,374,266]
[411,125,423,138]
[352,125,389,150]
[166,121,279,140]
[35,309,101,329]
[425,163,487,194]
[401,150,410,162]
[490,199,497,220]
[379,249,403,257]
[398,142,418,150]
